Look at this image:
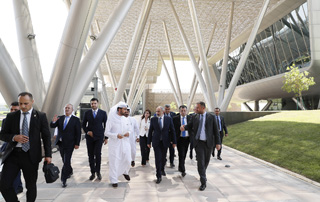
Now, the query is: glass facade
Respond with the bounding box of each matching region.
[216,2,310,88]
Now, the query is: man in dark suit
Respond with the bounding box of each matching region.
[0,92,52,202]
[181,101,221,191]
[51,103,81,188]
[213,107,228,160]
[164,104,176,168]
[147,106,176,184]
[173,105,191,177]
[82,98,108,181]
[0,101,24,195]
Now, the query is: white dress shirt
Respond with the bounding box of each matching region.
[139,118,150,137]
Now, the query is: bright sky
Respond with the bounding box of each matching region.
[0,1,195,105]
[0,0,67,105]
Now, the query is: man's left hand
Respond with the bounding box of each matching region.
[225,133,228,137]
[74,145,79,149]
[216,144,221,150]
[104,139,108,145]
[44,157,52,164]
[123,132,129,137]
[172,144,176,148]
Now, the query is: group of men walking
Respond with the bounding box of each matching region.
[0,91,228,201]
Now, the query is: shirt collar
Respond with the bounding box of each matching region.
[20,108,33,115]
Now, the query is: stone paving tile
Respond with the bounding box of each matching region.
[1,140,320,202]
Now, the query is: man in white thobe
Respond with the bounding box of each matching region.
[105,102,131,187]
[124,107,140,167]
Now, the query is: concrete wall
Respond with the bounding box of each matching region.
[220,111,278,126]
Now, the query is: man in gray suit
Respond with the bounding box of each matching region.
[181,101,221,191]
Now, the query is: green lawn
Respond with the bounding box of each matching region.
[224,110,320,182]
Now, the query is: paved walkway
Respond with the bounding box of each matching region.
[1,139,320,202]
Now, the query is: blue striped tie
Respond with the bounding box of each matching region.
[93,110,96,118]
[63,116,69,130]
[182,117,186,137]
[22,112,30,152]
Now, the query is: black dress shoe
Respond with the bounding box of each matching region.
[131,161,135,167]
[156,178,162,184]
[161,171,166,176]
[112,183,118,188]
[123,174,130,181]
[217,156,222,160]
[170,163,175,168]
[199,184,206,191]
[181,172,186,177]
[97,173,102,180]
[89,173,95,180]
[62,181,67,188]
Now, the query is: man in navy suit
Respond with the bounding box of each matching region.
[181,101,221,191]
[147,106,176,184]
[213,107,228,160]
[164,104,176,168]
[82,98,108,180]
[173,105,191,177]
[0,101,24,195]
[51,103,81,188]
[0,92,52,202]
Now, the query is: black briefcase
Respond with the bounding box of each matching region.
[42,162,60,183]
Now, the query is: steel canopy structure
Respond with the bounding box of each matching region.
[0,0,319,117]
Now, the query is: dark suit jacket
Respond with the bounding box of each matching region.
[0,109,52,164]
[184,112,221,148]
[217,115,228,135]
[173,114,191,142]
[50,115,81,149]
[82,109,107,141]
[147,116,177,148]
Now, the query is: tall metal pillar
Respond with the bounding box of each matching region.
[42,0,98,120]
[127,21,152,106]
[188,0,217,109]
[13,0,46,108]
[132,75,148,113]
[96,68,110,113]
[70,0,135,108]
[254,100,259,111]
[220,0,270,111]
[163,21,183,105]
[113,0,154,106]
[105,54,117,91]
[159,51,181,106]
[168,0,211,110]
[218,2,234,106]
[129,51,150,107]
[186,23,216,112]
[261,100,272,111]
[0,40,27,106]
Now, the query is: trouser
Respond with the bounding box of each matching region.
[86,137,104,174]
[153,141,168,179]
[13,170,23,193]
[168,143,175,164]
[0,148,39,202]
[195,141,212,185]
[217,131,224,157]
[177,137,190,173]
[139,136,150,165]
[58,145,74,182]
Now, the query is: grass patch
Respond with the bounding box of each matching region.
[224,110,320,182]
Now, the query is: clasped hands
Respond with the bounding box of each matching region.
[117,132,129,139]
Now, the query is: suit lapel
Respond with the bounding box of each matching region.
[29,110,37,136]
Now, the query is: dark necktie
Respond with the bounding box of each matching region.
[159,117,162,130]
[195,115,203,140]
[217,116,221,131]
[22,112,30,152]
